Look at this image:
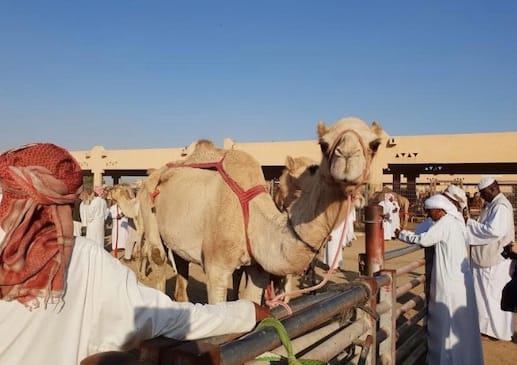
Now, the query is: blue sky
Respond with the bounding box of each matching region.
[1,1,516,151]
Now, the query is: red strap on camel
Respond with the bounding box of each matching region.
[165,154,267,259]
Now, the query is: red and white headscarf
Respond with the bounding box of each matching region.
[0,143,83,308]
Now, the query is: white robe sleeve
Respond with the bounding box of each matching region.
[467,204,512,246]
[80,240,257,350]
[398,217,447,247]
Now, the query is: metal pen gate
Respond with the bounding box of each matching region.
[82,205,428,365]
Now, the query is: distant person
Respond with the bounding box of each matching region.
[123,217,138,262]
[378,193,396,240]
[72,196,83,236]
[396,194,483,365]
[0,143,271,365]
[79,187,92,236]
[108,202,128,256]
[86,185,109,247]
[389,195,401,238]
[466,177,515,341]
[323,208,356,271]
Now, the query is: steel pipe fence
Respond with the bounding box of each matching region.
[83,204,428,365]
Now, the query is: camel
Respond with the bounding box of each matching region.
[138,117,384,304]
[273,155,366,291]
[273,156,320,212]
[369,188,410,229]
[106,184,145,263]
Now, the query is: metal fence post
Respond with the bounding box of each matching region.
[362,204,385,276]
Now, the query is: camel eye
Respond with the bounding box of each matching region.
[319,141,329,154]
[369,139,381,153]
[308,165,319,175]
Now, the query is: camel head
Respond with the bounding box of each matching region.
[274,156,319,211]
[106,184,136,202]
[317,117,383,194]
[276,155,368,211]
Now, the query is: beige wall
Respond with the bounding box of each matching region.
[70,131,517,191]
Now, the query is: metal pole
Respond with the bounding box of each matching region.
[220,285,370,365]
[364,204,384,275]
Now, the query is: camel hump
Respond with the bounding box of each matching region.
[185,139,224,163]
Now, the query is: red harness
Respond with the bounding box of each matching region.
[156,153,267,259]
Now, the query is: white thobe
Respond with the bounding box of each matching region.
[324,209,356,270]
[466,193,515,341]
[399,214,484,365]
[86,196,108,247]
[391,200,401,235]
[378,200,395,240]
[124,218,138,260]
[80,201,89,230]
[109,204,128,251]
[0,234,256,365]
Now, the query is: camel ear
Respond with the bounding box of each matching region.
[317,120,329,138]
[285,156,295,170]
[371,120,383,137]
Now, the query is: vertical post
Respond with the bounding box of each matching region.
[364,204,384,276]
[392,173,401,193]
[378,270,396,365]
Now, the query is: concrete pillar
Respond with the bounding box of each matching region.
[393,173,401,192]
[92,168,104,187]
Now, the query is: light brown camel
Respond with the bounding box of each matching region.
[272,155,367,294]
[369,188,410,229]
[273,156,320,212]
[138,117,384,304]
[106,184,145,262]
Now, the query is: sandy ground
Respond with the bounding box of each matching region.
[118,222,516,364]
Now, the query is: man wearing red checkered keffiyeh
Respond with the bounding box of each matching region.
[0,143,83,307]
[0,143,269,365]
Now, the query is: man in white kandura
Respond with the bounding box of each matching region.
[396,194,483,365]
[86,185,109,247]
[466,177,515,341]
[108,202,128,254]
[378,193,396,240]
[324,207,356,271]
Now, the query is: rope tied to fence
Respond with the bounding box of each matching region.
[265,128,373,313]
[265,194,354,313]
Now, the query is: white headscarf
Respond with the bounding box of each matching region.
[443,184,468,210]
[478,176,495,190]
[425,194,463,221]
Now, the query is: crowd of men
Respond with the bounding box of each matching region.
[396,177,516,364]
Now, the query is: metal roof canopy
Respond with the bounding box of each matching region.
[384,162,517,176]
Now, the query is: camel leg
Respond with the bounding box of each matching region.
[173,252,189,302]
[230,268,245,301]
[205,265,233,304]
[239,265,269,305]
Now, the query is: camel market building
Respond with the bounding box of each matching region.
[71,130,517,213]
